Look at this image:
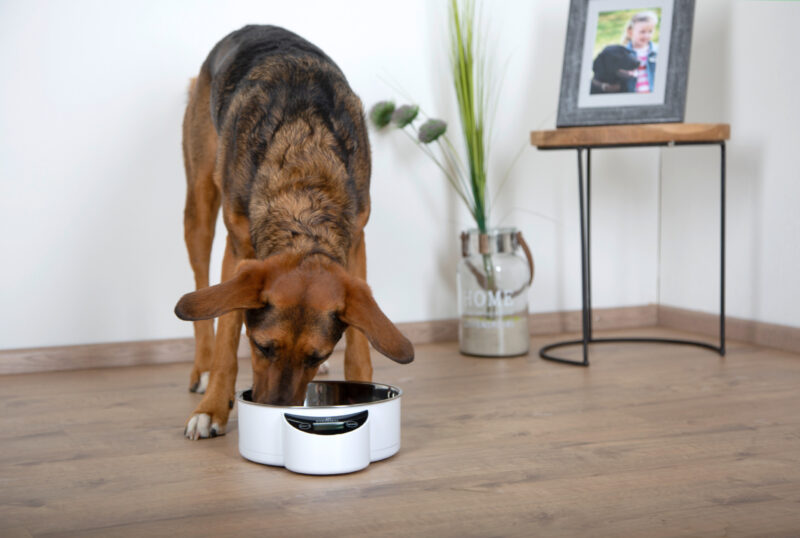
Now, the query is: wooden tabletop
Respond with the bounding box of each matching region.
[531,123,730,149]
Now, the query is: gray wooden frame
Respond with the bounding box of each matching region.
[556,0,695,128]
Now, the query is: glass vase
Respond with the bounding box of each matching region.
[457,227,534,357]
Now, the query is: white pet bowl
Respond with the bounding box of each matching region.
[236,381,402,475]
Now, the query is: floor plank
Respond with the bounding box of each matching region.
[1,327,799,537]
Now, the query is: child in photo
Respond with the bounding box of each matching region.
[623,11,659,93]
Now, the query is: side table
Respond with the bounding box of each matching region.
[530,123,730,366]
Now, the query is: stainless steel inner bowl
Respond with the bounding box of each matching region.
[240,380,402,408]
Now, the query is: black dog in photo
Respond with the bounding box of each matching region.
[590,45,639,94]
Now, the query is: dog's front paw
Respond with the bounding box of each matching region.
[189,371,210,393]
[185,413,226,440]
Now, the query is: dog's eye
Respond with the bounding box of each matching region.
[305,352,331,368]
[254,340,276,359]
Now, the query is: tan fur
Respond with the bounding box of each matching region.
[176,28,411,439]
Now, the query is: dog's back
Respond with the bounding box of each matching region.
[205,25,338,131]
[197,25,371,262]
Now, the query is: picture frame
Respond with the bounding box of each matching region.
[556,0,695,128]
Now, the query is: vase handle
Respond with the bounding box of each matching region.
[516,231,535,288]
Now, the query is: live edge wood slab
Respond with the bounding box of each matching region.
[530,123,730,149]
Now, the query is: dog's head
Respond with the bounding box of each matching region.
[593,45,639,84]
[174,254,413,405]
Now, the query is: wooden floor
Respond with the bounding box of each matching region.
[2,327,800,537]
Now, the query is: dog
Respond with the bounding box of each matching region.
[175,25,414,440]
[590,45,639,94]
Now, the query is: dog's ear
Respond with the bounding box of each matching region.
[175,259,274,321]
[593,49,609,81]
[340,277,414,364]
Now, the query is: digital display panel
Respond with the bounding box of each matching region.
[313,422,344,432]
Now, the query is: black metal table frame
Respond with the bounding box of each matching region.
[538,141,726,366]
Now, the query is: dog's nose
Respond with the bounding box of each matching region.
[250,388,277,405]
[265,394,295,406]
[252,388,293,406]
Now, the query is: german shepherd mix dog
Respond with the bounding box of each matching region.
[175,25,414,440]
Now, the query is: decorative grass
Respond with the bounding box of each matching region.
[370,0,497,235]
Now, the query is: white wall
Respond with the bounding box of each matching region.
[0,0,796,350]
[660,0,800,329]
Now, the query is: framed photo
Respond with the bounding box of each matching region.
[556,0,695,127]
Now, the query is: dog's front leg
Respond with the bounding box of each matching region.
[344,226,372,382]
[184,309,241,439]
[344,327,372,381]
[185,235,244,440]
